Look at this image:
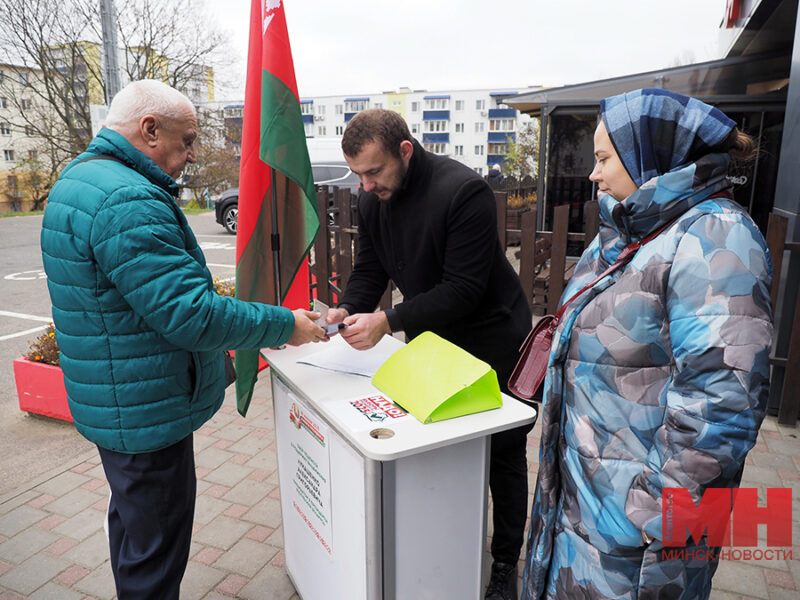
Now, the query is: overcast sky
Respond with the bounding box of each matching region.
[206,0,729,100]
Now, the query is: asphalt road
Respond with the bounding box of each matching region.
[0,211,237,495]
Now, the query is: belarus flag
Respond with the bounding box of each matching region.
[235,0,319,416]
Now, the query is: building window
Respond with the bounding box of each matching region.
[344,99,367,112]
[0,123,10,136]
[411,101,419,112]
[7,174,18,191]
[4,149,15,161]
[0,98,6,109]
[392,100,401,107]
[304,122,314,137]
[0,70,4,83]
[455,123,464,133]
[18,72,28,85]
[335,125,344,135]
[335,104,343,115]
[454,145,464,156]
[424,142,447,154]
[317,104,326,115]
[475,122,485,133]
[474,145,484,156]
[411,123,420,134]
[300,102,313,115]
[490,119,515,131]
[476,99,485,110]
[424,98,448,110]
[455,100,464,111]
[475,167,483,175]
[318,126,326,136]
[488,143,509,155]
[28,149,38,160]
[25,125,35,136]
[21,99,32,110]
[423,120,448,132]
[374,102,383,109]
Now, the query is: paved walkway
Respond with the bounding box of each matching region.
[0,374,798,599]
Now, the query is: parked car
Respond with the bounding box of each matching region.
[214,163,361,234]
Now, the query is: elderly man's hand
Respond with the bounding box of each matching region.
[325,307,350,337]
[340,311,390,351]
[287,310,327,346]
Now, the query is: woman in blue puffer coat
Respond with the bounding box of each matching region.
[521,89,773,599]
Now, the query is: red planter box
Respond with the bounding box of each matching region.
[13,357,73,422]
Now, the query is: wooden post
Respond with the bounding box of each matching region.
[766,213,788,309]
[337,187,354,294]
[547,204,570,315]
[778,289,800,425]
[518,209,537,312]
[313,187,331,305]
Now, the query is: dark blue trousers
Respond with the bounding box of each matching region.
[98,434,196,600]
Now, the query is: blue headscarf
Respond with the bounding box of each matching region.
[595,89,738,249]
[601,88,735,187]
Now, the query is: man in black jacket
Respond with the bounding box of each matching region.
[327,109,532,600]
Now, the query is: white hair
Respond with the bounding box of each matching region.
[104,79,196,129]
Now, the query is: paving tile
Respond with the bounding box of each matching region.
[214,423,251,443]
[178,561,225,599]
[52,508,104,541]
[216,573,250,596]
[27,582,85,600]
[194,494,231,526]
[195,447,235,471]
[224,503,250,519]
[740,465,782,486]
[71,561,115,600]
[245,525,274,543]
[192,545,224,566]
[213,537,279,577]
[223,478,271,507]
[44,537,78,557]
[34,514,67,532]
[768,588,800,600]
[244,448,278,473]
[53,564,91,587]
[765,567,797,589]
[32,472,90,498]
[27,494,57,510]
[242,497,282,529]
[0,528,58,563]
[713,559,768,598]
[0,554,70,596]
[204,484,231,499]
[42,488,103,518]
[69,530,110,569]
[0,592,25,600]
[193,515,253,550]
[0,492,39,516]
[228,433,273,456]
[239,563,297,600]
[0,505,47,537]
[0,560,11,577]
[204,462,252,488]
[267,525,284,549]
[749,451,797,471]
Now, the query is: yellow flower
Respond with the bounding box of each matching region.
[48,332,54,337]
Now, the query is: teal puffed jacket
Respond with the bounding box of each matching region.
[41,127,295,453]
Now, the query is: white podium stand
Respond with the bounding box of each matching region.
[264,335,536,600]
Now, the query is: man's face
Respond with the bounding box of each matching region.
[150,105,198,180]
[344,140,411,200]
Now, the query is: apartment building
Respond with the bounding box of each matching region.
[213,85,540,176]
[0,64,45,212]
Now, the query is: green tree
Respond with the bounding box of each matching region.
[503,120,540,180]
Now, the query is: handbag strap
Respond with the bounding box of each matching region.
[552,191,732,326]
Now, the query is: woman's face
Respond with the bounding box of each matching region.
[589,120,637,202]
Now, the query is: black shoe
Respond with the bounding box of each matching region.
[485,560,517,600]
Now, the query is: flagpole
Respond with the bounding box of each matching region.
[270,167,282,303]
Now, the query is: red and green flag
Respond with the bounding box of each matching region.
[235,0,319,416]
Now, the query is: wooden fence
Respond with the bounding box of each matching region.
[309,189,797,425]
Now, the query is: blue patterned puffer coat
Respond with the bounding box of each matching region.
[522,155,773,599]
[41,128,295,454]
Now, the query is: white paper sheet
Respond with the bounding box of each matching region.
[297,340,395,377]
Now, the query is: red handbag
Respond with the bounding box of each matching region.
[507,213,693,400]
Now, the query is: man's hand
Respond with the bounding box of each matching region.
[287,310,327,346]
[325,307,350,337]
[340,311,390,350]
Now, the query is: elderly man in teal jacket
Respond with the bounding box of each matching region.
[41,79,326,599]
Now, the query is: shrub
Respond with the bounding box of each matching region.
[25,324,60,367]
[507,192,537,210]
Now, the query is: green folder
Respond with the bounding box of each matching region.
[371,331,502,424]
